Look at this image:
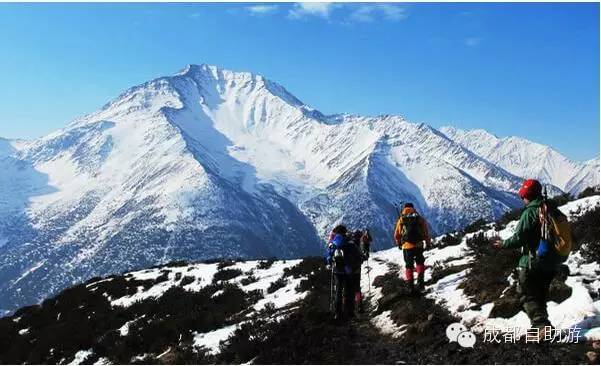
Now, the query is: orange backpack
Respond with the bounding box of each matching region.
[538,200,572,259]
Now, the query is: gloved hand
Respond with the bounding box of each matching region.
[424,239,432,250]
[326,264,332,270]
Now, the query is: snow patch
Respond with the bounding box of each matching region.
[193,325,238,355]
[68,349,93,365]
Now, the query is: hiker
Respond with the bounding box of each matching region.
[350,229,370,313]
[325,225,364,320]
[359,229,373,312]
[393,203,431,293]
[492,179,567,333]
[360,229,372,259]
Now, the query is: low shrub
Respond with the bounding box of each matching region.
[240,275,258,286]
[266,278,287,294]
[213,268,243,283]
[217,260,236,270]
[462,218,488,234]
[435,233,461,249]
[577,186,600,199]
[571,206,600,263]
[257,258,276,270]
[179,275,195,286]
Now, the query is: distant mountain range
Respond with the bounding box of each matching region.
[440,126,599,195]
[0,63,597,314]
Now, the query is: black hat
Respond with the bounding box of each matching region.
[332,224,347,235]
[403,202,414,209]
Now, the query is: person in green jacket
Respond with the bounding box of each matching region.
[493,179,561,331]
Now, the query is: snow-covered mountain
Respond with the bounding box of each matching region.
[440,126,599,194]
[0,64,595,314]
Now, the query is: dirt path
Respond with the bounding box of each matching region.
[362,259,598,365]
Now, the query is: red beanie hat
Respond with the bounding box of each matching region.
[518,179,542,200]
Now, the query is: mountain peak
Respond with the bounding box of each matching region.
[440,126,499,142]
[178,63,216,76]
[176,63,306,110]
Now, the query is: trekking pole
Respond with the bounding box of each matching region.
[393,202,402,247]
[366,257,371,295]
[367,231,372,295]
[329,264,334,312]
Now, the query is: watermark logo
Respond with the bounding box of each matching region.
[457,330,477,348]
[446,323,582,348]
[483,325,582,344]
[446,323,476,348]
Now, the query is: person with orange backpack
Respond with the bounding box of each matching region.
[493,179,572,333]
[394,203,431,293]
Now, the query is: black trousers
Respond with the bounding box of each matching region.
[334,272,359,318]
[518,265,557,327]
[403,247,425,270]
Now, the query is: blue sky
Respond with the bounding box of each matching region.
[0,2,598,161]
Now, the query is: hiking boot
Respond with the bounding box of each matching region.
[557,264,570,282]
[531,321,553,341]
[537,325,554,342]
[406,279,415,294]
[334,311,344,322]
[358,301,365,314]
[417,274,425,291]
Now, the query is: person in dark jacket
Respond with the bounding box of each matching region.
[360,229,372,258]
[350,229,370,313]
[325,225,363,320]
[359,229,373,312]
[493,179,562,332]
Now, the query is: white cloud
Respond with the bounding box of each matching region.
[348,4,408,23]
[288,3,339,20]
[244,3,408,24]
[378,4,408,22]
[465,37,483,47]
[246,4,279,16]
[349,5,376,23]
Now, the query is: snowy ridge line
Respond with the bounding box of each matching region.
[441,126,599,194]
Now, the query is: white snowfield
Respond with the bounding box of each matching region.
[368,196,600,341]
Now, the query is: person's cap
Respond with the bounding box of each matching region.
[518,179,542,200]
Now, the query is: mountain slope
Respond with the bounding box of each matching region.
[440,126,599,194]
[0,64,588,315]
[1,195,598,364]
[0,66,324,314]
[566,158,600,195]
